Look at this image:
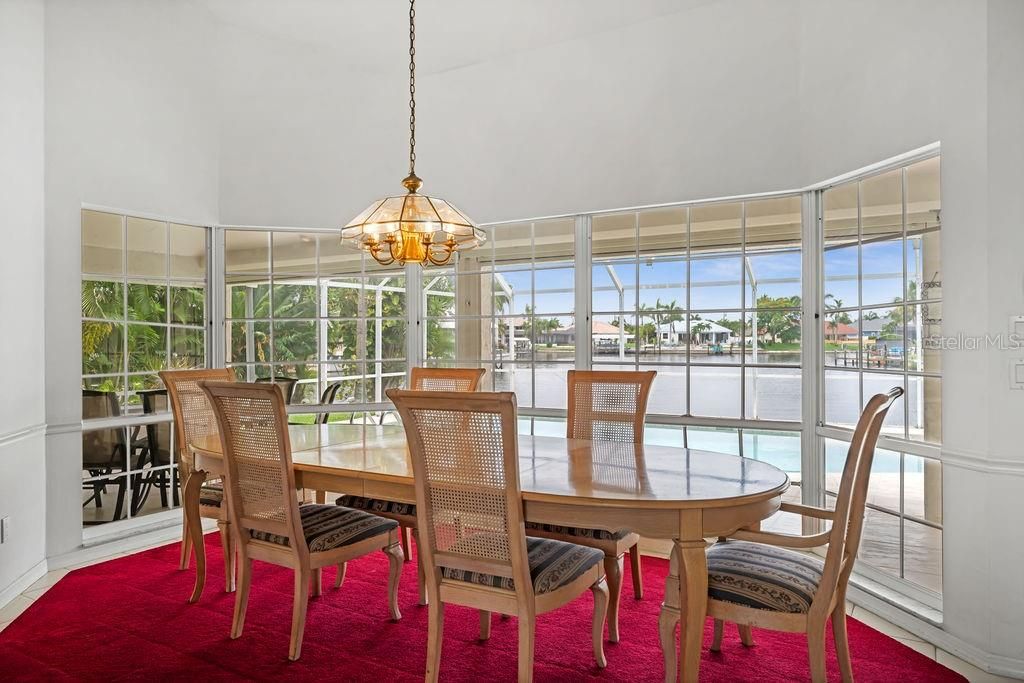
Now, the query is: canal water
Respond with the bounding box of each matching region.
[492,349,928,442]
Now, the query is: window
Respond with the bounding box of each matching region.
[81,209,209,525]
[820,155,943,596]
[426,218,576,414]
[591,197,803,422]
[224,229,408,423]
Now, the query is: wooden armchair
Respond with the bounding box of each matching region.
[159,368,236,603]
[699,388,904,683]
[201,380,403,661]
[389,388,608,683]
[333,366,485,599]
[524,369,656,642]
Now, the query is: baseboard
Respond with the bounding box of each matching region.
[847,583,1024,680]
[48,517,216,572]
[0,558,48,612]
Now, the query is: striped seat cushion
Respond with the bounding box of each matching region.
[250,504,398,553]
[199,481,224,507]
[524,521,631,542]
[336,494,416,518]
[440,535,603,594]
[707,540,824,614]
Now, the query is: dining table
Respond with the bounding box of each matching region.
[189,422,790,683]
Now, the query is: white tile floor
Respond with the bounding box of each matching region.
[0,540,1013,682]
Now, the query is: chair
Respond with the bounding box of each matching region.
[136,390,177,513]
[81,390,130,521]
[702,388,904,683]
[159,368,237,602]
[286,381,342,426]
[256,376,298,404]
[523,369,655,643]
[389,388,608,683]
[315,381,343,424]
[201,380,404,661]
[409,366,487,392]
[335,367,485,576]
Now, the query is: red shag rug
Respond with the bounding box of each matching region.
[0,535,963,682]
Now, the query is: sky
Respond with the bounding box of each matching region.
[479,240,915,327]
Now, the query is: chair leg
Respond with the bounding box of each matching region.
[112,478,127,521]
[591,578,609,669]
[158,470,169,508]
[602,554,624,643]
[517,613,536,683]
[178,511,192,570]
[479,610,491,641]
[425,599,445,683]
[182,471,206,603]
[832,607,854,682]
[218,520,235,593]
[710,618,724,651]
[334,562,346,589]
[807,624,827,683]
[738,623,755,647]
[289,568,312,661]
[400,525,412,562]
[415,530,428,606]
[311,568,323,598]
[628,543,644,599]
[231,555,252,640]
[384,540,403,621]
[171,468,180,507]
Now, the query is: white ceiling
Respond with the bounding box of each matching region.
[202,0,707,75]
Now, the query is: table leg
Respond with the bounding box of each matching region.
[182,470,207,604]
[677,539,709,683]
[658,543,680,683]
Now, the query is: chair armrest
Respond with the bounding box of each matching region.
[729,528,831,549]
[779,502,835,520]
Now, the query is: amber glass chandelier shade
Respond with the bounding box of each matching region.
[342,182,486,266]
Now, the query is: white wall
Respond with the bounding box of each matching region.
[0,0,47,598]
[44,0,221,557]
[217,0,804,227]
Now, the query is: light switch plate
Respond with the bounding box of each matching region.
[1012,360,1024,389]
[1011,316,1024,337]
[0,516,9,544]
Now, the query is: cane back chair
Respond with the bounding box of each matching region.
[693,388,904,683]
[332,367,485,596]
[523,369,655,642]
[159,369,237,602]
[201,380,403,661]
[389,388,608,683]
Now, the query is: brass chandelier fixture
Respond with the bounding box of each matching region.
[342,0,485,267]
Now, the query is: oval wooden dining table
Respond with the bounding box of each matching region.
[189,423,789,682]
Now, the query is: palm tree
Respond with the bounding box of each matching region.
[691,320,712,346]
[824,294,853,342]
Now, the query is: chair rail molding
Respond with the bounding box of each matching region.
[44,421,80,437]
[0,422,47,448]
[939,446,1024,476]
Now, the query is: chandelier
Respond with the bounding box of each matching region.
[342,0,485,267]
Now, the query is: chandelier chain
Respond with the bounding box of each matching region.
[408,0,416,176]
